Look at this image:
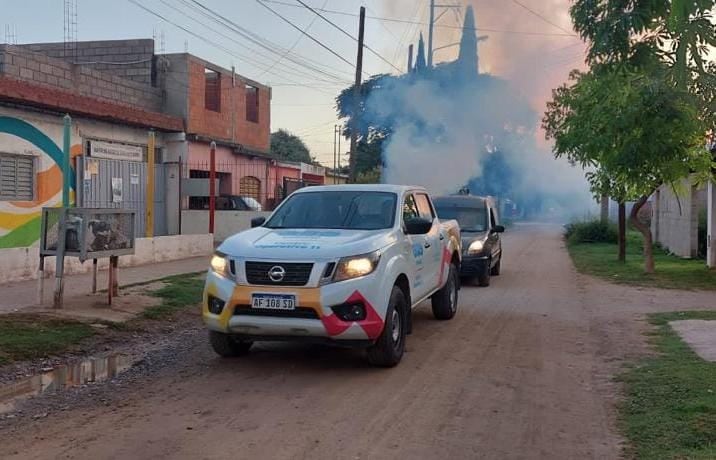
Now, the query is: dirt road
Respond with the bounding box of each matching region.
[1,224,713,459]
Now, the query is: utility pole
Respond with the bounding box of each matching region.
[333,125,338,184]
[348,6,365,183]
[427,0,435,68]
[427,1,462,68]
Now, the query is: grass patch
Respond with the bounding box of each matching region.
[0,315,95,365]
[568,232,716,290]
[143,273,205,319]
[619,311,716,459]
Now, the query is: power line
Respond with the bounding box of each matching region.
[181,0,352,84]
[509,0,575,36]
[294,0,403,73]
[125,0,339,96]
[258,0,329,78]
[262,0,578,37]
[254,0,356,70]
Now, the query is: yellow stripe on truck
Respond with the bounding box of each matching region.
[204,284,325,331]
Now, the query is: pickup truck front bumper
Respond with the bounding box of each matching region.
[202,269,387,344]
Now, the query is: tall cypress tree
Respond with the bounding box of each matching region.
[457,5,478,75]
[414,33,427,73]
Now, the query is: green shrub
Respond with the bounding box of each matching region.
[565,220,618,244]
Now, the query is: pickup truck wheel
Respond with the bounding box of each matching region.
[478,260,491,287]
[209,331,253,357]
[367,287,406,368]
[490,257,501,276]
[432,264,459,320]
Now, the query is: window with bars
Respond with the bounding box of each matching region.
[0,153,34,201]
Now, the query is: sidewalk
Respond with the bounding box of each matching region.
[0,256,209,314]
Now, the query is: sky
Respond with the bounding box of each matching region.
[1,0,590,165]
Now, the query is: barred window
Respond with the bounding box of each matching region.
[0,153,34,201]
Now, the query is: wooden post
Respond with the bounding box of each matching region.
[37,256,45,305]
[111,256,119,297]
[107,256,116,306]
[209,141,217,234]
[146,131,156,237]
[53,208,68,309]
[348,7,366,183]
[91,258,98,294]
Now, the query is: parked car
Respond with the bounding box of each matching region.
[202,184,462,367]
[433,195,504,286]
[190,195,262,211]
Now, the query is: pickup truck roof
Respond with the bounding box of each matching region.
[291,184,425,195]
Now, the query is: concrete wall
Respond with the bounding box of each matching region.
[18,39,155,85]
[651,177,705,258]
[0,234,213,284]
[0,44,162,112]
[181,210,271,242]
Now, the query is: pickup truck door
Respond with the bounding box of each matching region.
[415,193,442,293]
[402,194,431,301]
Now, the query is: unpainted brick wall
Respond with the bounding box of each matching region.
[18,39,155,85]
[183,58,270,152]
[0,44,161,112]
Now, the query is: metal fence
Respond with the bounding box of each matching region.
[76,156,168,237]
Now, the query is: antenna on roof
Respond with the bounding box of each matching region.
[63,0,78,62]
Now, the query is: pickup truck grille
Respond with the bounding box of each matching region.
[244,262,313,286]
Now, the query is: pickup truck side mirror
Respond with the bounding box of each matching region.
[492,225,505,233]
[404,218,433,235]
[251,216,266,228]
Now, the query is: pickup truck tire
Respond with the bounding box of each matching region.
[367,287,406,367]
[490,256,501,276]
[477,260,491,287]
[431,264,459,320]
[209,331,253,357]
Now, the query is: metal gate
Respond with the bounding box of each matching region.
[76,156,167,237]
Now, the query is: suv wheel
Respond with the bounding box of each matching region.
[431,263,459,320]
[367,286,407,367]
[209,331,253,357]
[478,259,491,286]
[490,256,501,276]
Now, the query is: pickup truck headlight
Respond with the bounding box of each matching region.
[467,240,485,255]
[210,252,230,278]
[334,251,381,282]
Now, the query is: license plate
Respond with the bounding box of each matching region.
[251,294,296,310]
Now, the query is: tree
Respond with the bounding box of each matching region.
[544,0,715,272]
[270,129,312,163]
[544,64,711,272]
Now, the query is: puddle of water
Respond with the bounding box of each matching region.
[0,354,134,414]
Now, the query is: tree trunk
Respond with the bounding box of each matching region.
[629,195,655,274]
[618,202,626,263]
[600,195,609,223]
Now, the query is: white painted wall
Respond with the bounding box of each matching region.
[651,177,705,258]
[181,210,272,242]
[0,234,213,284]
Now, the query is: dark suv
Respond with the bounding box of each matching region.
[433,195,504,286]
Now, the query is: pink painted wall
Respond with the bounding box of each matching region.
[187,141,270,203]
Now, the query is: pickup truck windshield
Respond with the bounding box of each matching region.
[435,205,487,232]
[266,191,397,230]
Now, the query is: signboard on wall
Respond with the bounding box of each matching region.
[89,140,143,162]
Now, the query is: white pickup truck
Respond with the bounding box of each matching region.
[202,184,461,367]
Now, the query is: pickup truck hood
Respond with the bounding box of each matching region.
[218,227,396,261]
